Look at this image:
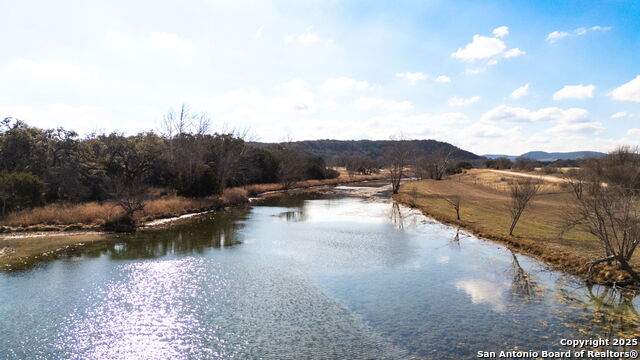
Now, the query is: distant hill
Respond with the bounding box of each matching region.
[482,151,606,162]
[252,139,481,163]
[483,154,518,161]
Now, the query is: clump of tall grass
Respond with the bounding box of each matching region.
[1,196,221,228]
[142,197,215,218]
[221,188,248,206]
[2,202,121,227]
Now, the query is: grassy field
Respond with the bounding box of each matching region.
[395,169,638,284]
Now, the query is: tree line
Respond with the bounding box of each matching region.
[0,106,339,215]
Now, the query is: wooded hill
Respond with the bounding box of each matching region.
[483,151,605,162]
[252,139,481,164]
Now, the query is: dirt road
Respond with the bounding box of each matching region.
[487,169,567,183]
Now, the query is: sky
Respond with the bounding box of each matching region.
[1,0,639,155]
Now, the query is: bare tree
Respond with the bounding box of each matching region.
[417,147,454,180]
[508,178,542,236]
[209,132,251,194]
[444,195,461,220]
[276,140,305,190]
[384,136,414,194]
[390,202,404,229]
[194,112,212,136]
[564,147,640,283]
[175,104,191,135]
[564,168,586,200]
[108,176,147,232]
[160,104,192,137]
[509,250,539,301]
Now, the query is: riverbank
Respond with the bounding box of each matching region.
[394,169,639,288]
[0,173,385,269]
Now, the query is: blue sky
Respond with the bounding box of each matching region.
[1,0,639,154]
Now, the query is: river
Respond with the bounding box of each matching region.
[1,184,638,359]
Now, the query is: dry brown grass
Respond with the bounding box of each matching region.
[221,188,248,205]
[2,202,121,227]
[396,169,638,285]
[1,196,222,229]
[141,197,219,219]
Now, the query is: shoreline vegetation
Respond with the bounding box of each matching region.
[1,173,383,233]
[394,169,640,289]
[0,173,385,269]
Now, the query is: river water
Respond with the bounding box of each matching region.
[1,185,639,359]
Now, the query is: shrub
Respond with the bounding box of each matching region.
[540,166,558,174]
[512,157,538,171]
[0,171,45,215]
[325,168,340,179]
[177,164,218,197]
[104,214,137,232]
[486,158,512,170]
[221,188,248,206]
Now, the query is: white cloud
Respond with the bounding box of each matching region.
[7,59,97,82]
[104,31,196,63]
[481,105,589,123]
[627,128,640,136]
[429,112,470,123]
[546,31,570,43]
[591,25,610,31]
[611,111,629,119]
[545,121,604,135]
[464,67,486,75]
[546,25,612,44]
[503,48,525,58]
[214,90,265,106]
[272,78,316,112]
[455,279,507,312]
[285,30,332,46]
[0,103,107,134]
[395,72,427,84]
[448,96,480,106]
[610,75,640,102]
[357,111,471,140]
[435,75,452,83]
[147,32,195,57]
[452,34,506,61]
[553,84,596,100]
[511,84,529,99]
[464,122,521,138]
[354,97,413,113]
[492,26,509,38]
[253,26,264,39]
[321,77,371,91]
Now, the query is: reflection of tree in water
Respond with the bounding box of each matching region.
[104,209,249,260]
[556,284,640,341]
[390,202,404,230]
[449,229,461,248]
[277,206,308,222]
[509,250,541,301]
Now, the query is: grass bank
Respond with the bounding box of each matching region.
[0,172,385,269]
[394,169,639,287]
